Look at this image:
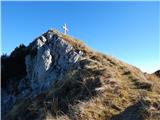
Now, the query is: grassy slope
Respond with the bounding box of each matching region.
[5,32,160,120]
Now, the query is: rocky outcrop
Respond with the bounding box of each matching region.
[2,29,160,120]
[25,29,83,93]
[1,29,83,119]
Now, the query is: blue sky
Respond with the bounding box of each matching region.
[1,1,160,73]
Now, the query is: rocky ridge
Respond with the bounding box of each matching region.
[2,29,84,118]
[1,29,160,120]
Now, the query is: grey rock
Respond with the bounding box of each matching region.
[25,30,83,93]
[1,91,16,118]
[2,29,84,118]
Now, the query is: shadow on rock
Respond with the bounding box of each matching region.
[45,59,104,118]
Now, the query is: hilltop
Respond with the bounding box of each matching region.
[1,29,160,120]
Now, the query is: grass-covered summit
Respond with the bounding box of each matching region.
[2,29,160,120]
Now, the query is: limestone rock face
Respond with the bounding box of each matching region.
[2,29,160,120]
[1,29,83,118]
[25,30,82,93]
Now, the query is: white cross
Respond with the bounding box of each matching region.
[62,23,68,34]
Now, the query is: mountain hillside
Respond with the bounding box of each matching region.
[1,29,160,120]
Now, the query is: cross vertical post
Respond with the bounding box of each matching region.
[62,23,68,34]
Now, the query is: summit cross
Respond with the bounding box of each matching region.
[62,23,68,34]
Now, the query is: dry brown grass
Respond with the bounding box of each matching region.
[61,34,93,56]
[5,31,160,120]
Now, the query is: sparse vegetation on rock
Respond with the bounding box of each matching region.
[2,30,160,120]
